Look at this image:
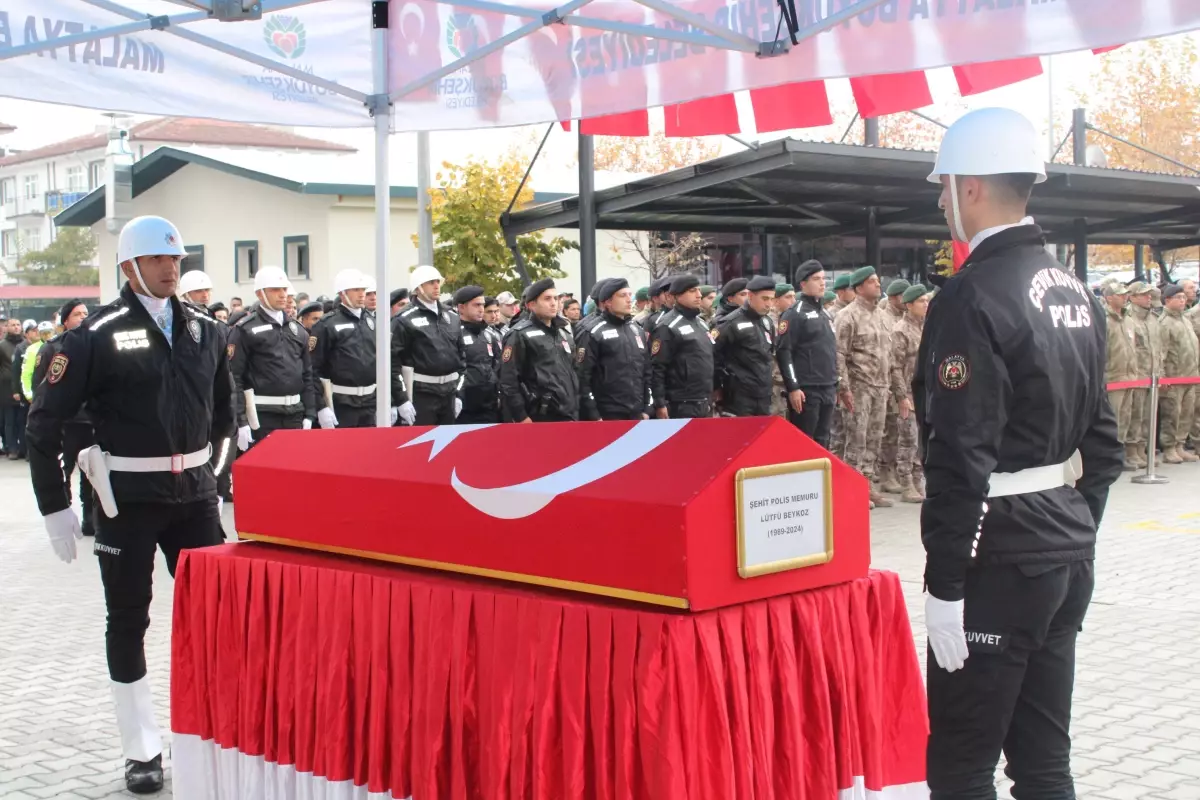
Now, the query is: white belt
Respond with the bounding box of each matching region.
[105,445,212,475]
[412,371,459,385]
[253,394,301,406]
[988,451,1082,498]
[330,383,376,396]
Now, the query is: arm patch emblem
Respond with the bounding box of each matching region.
[48,353,69,384]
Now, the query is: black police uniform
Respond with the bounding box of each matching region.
[913,224,1123,799]
[310,304,377,428]
[228,305,316,442]
[193,308,234,502]
[457,320,502,424]
[390,299,464,425]
[31,334,96,535]
[776,293,838,447]
[713,304,776,417]
[711,298,741,328]
[499,317,579,422]
[650,307,715,419]
[26,283,234,685]
[576,311,652,421]
[640,305,671,338]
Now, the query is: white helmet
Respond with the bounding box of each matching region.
[177,269,213,297]
[37,321,55,334]
[117,215,187,264]
[22,319,36,331]
[409,264,443,291]
[333,269,369,294]
[928,108,1047,185]
[254,266,290,293]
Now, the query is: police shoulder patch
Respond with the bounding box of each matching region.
[226,343,236,360]
[777,319,789,335]
[650,339,662,355]
[48,353,69,384]
[575,346,586,364]
[938,353,970,390]
[308,336,318,352]
[502,345,513,363]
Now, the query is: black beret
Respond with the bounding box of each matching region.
[1162,283,1185,300]
[484,295,499,307]
[389,288,409,306]
[208,302,227,314]
[721,278,748,297]
[453,285,485,305]
[794,259,824,284]
[57,299,85,322]
[670,274,701,295]
[589,280,608,301]
[747,275,776,293]
[598,278,629,303]
[651,277,673,296]
[298,301,323,317]
[523,278,556,304]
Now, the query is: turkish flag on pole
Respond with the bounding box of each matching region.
[389,1,442,101]
[850,72,933,119]
[954,58,1043,96]
[664,94,740,137]
[952,241,970,272]
[750,81,833,133]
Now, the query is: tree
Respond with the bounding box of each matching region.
[589,131,721,174]
[15,227,99,286]
[611,231,710,282]
[415,153,576,296]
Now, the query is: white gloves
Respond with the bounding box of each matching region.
[302,418,312,430]
[454,398,463,418]
[236,425,254,452]
[390,406,400,426]
[317,407,338,429]
[398,401,417,426]
[217,497,224,518]
[44,509,83,564]
[925,595,969,673]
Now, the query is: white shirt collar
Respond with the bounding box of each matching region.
[341,303,362,319]
[133,291,170,316]
[418,296,439,314]
[264,307,284,326]
[969,216,1035,253]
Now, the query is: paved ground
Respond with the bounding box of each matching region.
[1,456,1198,798]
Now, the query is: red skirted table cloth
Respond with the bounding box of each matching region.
[171,543,929,799]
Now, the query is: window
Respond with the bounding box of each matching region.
[22,228,41,252]
[183,245,205,275]
[0,178,14,204]
[235,240,259,282]
[65,166,86,193]
[23,174,38,199]
[1,230,17,256]
[283,235,309,279]
[88,160,104,190]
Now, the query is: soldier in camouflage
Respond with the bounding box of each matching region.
[1125,282,1159,468]
[1158,284,1199,463]
[1101,284,1139,470]
[827,274,854,459]
[877,278,912,494]
[1188,301,1200,452]
[889,284,930,503]
[769,283,796,417]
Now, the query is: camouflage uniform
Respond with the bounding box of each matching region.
[1189,305,1200,448]
[768,309,788,416]
[889,313,924,501]
[1103,302,1138,451]
[835,297,893,487]
[1158,305,1199,461]
[876,301,907,490]
[1127,301,1161,467]
[827,297,853,457]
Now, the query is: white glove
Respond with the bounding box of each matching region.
[236,425,254,452]
[390,406,400,426]
[398,401,417,426]
[217,497,224,518]
[454,398,463,418]
[302,418,312,430]
[44,509,83,564]
[318,407,338,429]
[925,595,969,673]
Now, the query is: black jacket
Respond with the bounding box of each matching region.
[228,305,317,425]
[311,304,377,409]
[0,332,21,407]
[459,320,501,417]
[714,304,776,409]
[650,307,715,409]
[640,307,671,338]
[776,294,837,390]
[31,335,93,425]
[11,338,33,406]
[712,299,740,328]
[26,283,235,513]
[499,316,579,421]
[390,299,464,404]
[576,311,652,420]
[913,225,1123,601]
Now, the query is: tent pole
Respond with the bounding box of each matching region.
[418,132,434,265]
[578,132,597,299]
[372,0,392,428]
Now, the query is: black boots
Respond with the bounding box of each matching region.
[125,754,164,794]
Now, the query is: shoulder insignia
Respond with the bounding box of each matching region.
[188,319,202,343]
[227,343,236,360]
[938,354,970,390]
[502,345,513,363]
[651,338,662,356]
[778,319,789,335]
[47,353,69,385]
[575,346,586,364]
[308,335,318,352]
[710,328,719,341]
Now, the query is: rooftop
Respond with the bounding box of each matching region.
[0,117,355,167]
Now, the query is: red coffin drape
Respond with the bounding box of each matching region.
[172,544,928,799]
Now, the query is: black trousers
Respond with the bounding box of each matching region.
[413,386,457,425]
[95,499,223,683]
[458,407,499,425]
[927,560,1094,800]
[724,395,772,417]
[787,386,836,450]
[333,400,378,428]
[62,423,96,535]
[668,400,712,419]
[530,411,576,423]
[249,409,304,447]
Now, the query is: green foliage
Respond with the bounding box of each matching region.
[413,155,576,296]
[16,227,100,286]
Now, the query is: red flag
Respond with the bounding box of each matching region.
[527,23,576,132]
[954,57,1043,96]
[577,7,649,124]
[580,111,650,137]
[652,0,731,110]
[750,81,832,134]
[664,94,740,138]
[850,72,932,119]
[451,8,506,123]
[560,121,571,132]
[1092,45,1123,55]
[952,241,970,272]
[389,1,441,101]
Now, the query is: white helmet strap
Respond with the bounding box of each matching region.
[257,287,280,312]
[130,257,168,301]
[948,176,968,245]
[339,289,362,310]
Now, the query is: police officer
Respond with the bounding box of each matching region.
[391,265,463,426]
[26,215,234,794]
[177,269,215,317]
[453,285,502,424]
[311,269,377,429]
[917,108,1123,799]
[499,279,579,423]
[574,279,614,343]
[227,266,316,454]
[298,301,324,331]
[576,278,651,421]
[712,278,749,328]
[714,275,777,416]
[639,277,674,336]
[650,274,715,419]
[776,260,837,448]
[30,299,95,536]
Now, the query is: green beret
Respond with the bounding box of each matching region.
[901,284,929,304]
[635,286,650,301]
[849,266,877,288]
[886,278,912,297]
[823,290,836,303]
[833,274,851,291]
[775,283,795,298]
[699,285,716,297]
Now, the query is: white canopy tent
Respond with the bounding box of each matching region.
[1,0,1196,428]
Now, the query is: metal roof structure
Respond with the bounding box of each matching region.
[504,139,1200,250]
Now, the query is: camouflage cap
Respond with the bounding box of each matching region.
[1127,281,1152,295]
[832,274,851,291]
[1101,283,1129,297]
[886,278,912,297]
[849,265,877,288]
[901,284,930,304]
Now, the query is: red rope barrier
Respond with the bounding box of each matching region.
[1106,376,1200,391]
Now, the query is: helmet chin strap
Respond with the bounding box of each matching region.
[339,290,361,310]
[949,176,969,245]
[257,289,279,313]
[130,257,168,301]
